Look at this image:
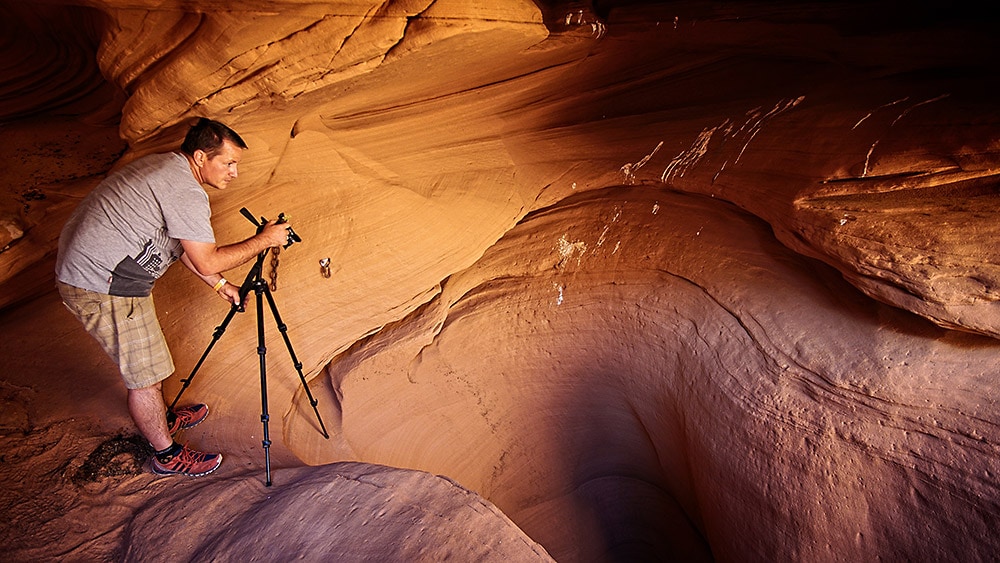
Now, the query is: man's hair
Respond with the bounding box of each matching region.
[180,118,247,157]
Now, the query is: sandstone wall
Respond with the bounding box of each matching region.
[1,1,998,561]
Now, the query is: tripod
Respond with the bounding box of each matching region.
[169,208,328,486]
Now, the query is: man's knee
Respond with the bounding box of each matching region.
[127,381,163,398]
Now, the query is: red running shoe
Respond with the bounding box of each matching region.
[167,403,209,435]
[151,444,223,477]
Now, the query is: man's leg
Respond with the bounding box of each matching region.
[58,283,222,476]
[127,382,172,451]
[58,282,172,448]
[130,378,222,477]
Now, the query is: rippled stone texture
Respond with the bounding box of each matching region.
[1,1,998,561]
[301,187,1000,560]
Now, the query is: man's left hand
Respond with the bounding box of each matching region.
[218,282,245,306]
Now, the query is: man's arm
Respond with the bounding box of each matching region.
[179,252,226,287]
[180,252,242,305]
[180,220,290,277]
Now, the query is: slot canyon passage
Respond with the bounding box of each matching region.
[1,0,999,560]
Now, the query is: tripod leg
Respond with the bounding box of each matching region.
[255,284,273,487]
[261,285,330,439]
[168,303,241,412]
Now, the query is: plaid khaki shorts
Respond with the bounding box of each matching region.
[57,282,174,389]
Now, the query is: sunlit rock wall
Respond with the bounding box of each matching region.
[1,1,998,561]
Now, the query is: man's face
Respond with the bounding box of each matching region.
[197,139,242,189]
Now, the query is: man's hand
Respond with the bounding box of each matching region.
[181,219,293,276]
[217,280,244,306]
[260,219,292,249]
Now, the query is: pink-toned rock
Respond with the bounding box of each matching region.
[1,1,998,561]
[297,187,1000,561]
[125,462,554,561]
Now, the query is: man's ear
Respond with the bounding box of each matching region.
[192,149,207,167]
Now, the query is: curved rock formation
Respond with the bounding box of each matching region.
[124,462,553,561]
[294,187,1000,561]
[1,1,998,561]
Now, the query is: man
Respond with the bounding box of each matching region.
[55,118,290,477]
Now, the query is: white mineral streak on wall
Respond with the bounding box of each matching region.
[855,94,948,177]
[661,123,723,183]
[891,94,949,126]
[712,159,727,184]
[734,96,804,163]
[662,125,718,183]
[863,140,879,177]
[557,234,587,269]
[661,96,804,184]
[597,225,610,246]
[554,230,590,305]
[597,205,624,248]
[620,141,663,184]
[853,97,909,129]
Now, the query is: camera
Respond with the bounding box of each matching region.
[239,207,302,249]
[276,213,301,248]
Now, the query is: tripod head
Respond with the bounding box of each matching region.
[240,207,301,249]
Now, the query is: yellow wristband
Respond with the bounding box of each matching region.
[213,278,228,292]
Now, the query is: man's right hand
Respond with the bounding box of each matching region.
[260,220,292,248]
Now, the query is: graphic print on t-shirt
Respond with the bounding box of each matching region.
[134,239,165,276]
[109,239,167,296]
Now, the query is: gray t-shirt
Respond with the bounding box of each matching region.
[56,152,215,297]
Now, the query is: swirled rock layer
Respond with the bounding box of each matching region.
[294,186,1000,561]
[0,1,998,562]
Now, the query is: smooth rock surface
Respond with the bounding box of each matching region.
[1,1,998,561]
